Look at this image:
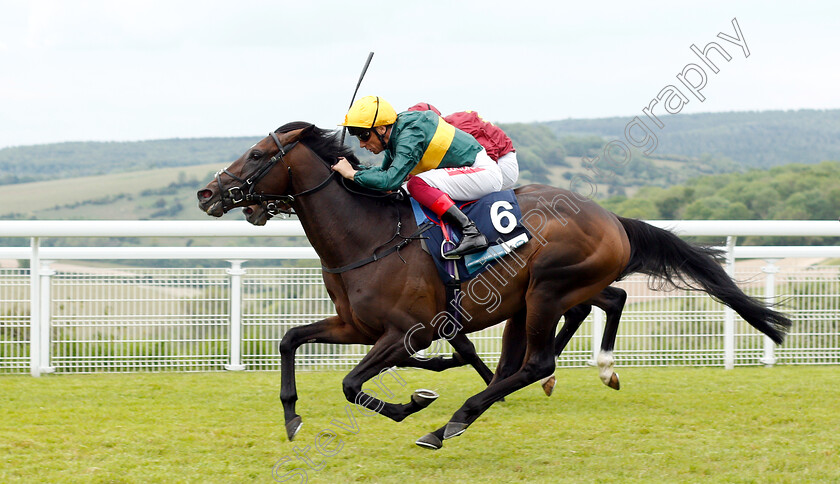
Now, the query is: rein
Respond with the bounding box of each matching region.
[217,128,426,273]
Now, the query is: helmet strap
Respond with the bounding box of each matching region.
[370,96,381,128]
[375,125,389,148]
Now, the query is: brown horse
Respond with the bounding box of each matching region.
[197,123,791,449]
[242,199,627,394]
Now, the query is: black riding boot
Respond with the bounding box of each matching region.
[441,205,489,258]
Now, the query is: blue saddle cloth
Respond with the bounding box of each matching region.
[410,190,530,284]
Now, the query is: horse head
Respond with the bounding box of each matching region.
[197,123,319,217]
[243,201,290,226]
[243,203,271,225]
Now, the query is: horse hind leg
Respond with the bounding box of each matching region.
[596,351,619,390]
[416,309,528,451]
[440,289,568,442]
[592,286,627,390]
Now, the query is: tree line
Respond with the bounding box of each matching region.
[9,109,840,187]
[602,161,840,245]
[544,109,840,168]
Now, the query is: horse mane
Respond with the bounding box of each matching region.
[274,122,361,167]
[275,122,404,208]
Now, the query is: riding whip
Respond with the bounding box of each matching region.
[340,51,374,146]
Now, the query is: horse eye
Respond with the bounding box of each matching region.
[250,151,262,160]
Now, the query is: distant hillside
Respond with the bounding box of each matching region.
[0,125,568,186]
[0,137,262,185]
[0,164,219,218]
[601,161,840,245]
[5,109,839,200]
[0,164,312,268]
[544,109,840,168]
[0,121,736,190]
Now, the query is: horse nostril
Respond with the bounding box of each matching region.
[244,207,253,215]
[197,189,213,200]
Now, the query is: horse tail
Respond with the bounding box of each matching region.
[615,216,791,344]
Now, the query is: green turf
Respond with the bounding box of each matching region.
[1,366,838,483]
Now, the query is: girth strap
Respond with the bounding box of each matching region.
[445,280,463,331]
[322,224,435,274]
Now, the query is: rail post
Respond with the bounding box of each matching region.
[588,308,605,366]
[225,260,247,371]
[29,237,41,377]
[39,260,56,374]
[760,260,779,366]
[723,236,736,369]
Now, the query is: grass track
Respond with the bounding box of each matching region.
[1,366,838,483]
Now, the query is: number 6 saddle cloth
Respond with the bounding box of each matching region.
[409,189,530,284]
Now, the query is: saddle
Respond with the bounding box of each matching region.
[409,189,530,285]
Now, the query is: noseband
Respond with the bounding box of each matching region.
[215,132,337,213]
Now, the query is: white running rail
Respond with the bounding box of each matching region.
[1,220,838,376]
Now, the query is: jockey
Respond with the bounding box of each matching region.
[408,103,519,190]
[333,95,503,258]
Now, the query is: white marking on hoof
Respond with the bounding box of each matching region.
[596,351,616,387]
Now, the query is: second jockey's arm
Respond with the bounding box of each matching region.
[332,157,358,180]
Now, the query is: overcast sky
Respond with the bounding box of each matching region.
[1,0,838,149]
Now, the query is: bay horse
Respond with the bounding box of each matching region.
[197,123,791,449]
[242,199,627,394]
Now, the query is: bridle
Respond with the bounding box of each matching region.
[214,131,336,213]
[214,128,430,273]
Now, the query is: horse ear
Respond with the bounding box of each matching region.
[280,124,315,144]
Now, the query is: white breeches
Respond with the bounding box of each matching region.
[497,151,519,190]
[414,149,504,201]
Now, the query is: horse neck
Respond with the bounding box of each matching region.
[289,155,404,269]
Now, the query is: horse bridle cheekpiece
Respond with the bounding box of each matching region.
[215,132,336,213]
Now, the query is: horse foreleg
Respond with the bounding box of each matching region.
[279,316,372,441]
[490,310,528,385]
[539,303,593,396]
[554,304,592,355]
[341,329,437,424]
[397,332,494,384]
[591,286,627,390]
[395,350,470,372]
[447,332,494,384]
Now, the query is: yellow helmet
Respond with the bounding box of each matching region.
[340,95,397,128]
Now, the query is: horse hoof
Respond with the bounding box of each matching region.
[285,416,303,441]
[415,433,443,450]
[608,372,620,390]
[443,421,468,440]
[411,389,439,409]
[541,375,556,397]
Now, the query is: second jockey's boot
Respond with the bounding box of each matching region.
[441,205,489,258]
